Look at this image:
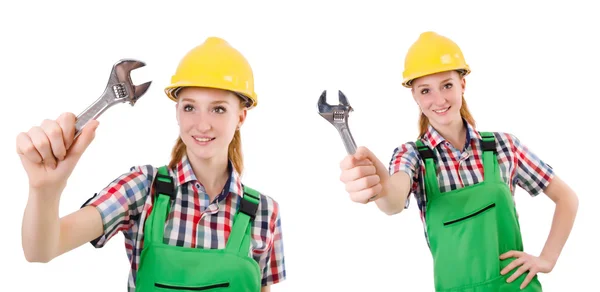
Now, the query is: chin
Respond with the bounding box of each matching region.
[428,111,461,126]
[187,149,219,161]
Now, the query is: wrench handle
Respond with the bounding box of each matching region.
[337,124,357,155]
[74,95,112,139]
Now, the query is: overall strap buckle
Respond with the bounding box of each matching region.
[155,166,175,201]
[479,132,497,153]
[239,185,260,220]
[416,140,435,160]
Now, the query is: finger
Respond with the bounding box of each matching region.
[354,146,375,161]
[500,250,523,260]
[340,165,377,183]
[501,256,526,275]
[41,119,66,161]
[16,132,43,164]
[507,262,531,283]
[350,183,382,204]
[57,112,76,150]
[520,268,537,289]
[340,154,372,171]
[66,119,99,160]
[28,126,57,169]
[345,173,381,193]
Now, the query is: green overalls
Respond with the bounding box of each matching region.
[135,166,262,291]
[416,132,542,291]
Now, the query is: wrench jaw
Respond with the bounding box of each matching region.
[107,59,151,106]
[317,90,358,154]
[317,90,353,125]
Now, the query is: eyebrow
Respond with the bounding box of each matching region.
[417,78,454,88]
[180,98,230,105]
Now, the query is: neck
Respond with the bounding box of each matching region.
[431,118,467,151]
[186,150,230,201]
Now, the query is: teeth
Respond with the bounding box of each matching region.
[434,107,449,113]
[195,137,213,142]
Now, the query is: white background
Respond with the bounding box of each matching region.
[1,1,598,291]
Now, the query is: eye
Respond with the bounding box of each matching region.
[444,83,453,89]
[213,106,226,114]
[183,104,194,112]
[420,88,429,95]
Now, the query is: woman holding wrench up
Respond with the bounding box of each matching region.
[339,31,578,291]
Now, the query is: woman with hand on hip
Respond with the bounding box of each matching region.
[19,37,286,292]
[339,31,578,291]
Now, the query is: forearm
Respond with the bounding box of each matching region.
[539,187,578,267]
[22,188,63,262]
[374,172,410,215]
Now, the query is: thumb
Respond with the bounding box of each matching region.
[354,146,374,162]
[67,120,99,159]
[355,146,388,177]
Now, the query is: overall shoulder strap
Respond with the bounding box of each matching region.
[225,185,260,257]
[415,139,441,198]
[478,132,501,182]
[145,165,175,244]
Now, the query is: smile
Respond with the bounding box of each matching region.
[433,107,450,113]
[194,136,215,142]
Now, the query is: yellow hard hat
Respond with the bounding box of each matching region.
[402,31,470,88]
[164,37,258,108]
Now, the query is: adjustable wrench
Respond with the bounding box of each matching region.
[74,59,151,139]
[317,90,377,201]
[317,90,357,154]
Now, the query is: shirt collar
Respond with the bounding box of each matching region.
[421,118,482,149]
[170,154,243,200]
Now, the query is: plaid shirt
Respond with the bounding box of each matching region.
[388,119,554,246]
[81,154,286,291]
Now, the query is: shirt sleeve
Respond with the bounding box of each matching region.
[253,197,286,286]
[508,134,555,196]
[80,165,154,248]
[388,142,421,209]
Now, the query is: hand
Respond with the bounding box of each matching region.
[339,146,389,204]
[16,112,99,191]
[500,250,554,289]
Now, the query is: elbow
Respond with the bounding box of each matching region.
[23,247,54,263]
[383,208,403,216]
[24,252,52,263]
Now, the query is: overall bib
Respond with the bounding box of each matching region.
[416,132,542,292]
[135,166,262,291]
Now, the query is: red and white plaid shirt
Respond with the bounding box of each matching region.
[81,154,286,291]
[389,119,554,245]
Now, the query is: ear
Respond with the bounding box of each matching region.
[237,107,248,129]
[460,77,466,95]
[175,102,180,125]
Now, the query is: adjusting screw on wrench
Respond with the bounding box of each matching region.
[317,90,378,202]
[74,59,152,139]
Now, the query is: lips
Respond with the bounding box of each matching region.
[433,107,450,114]
[193,136,215,142]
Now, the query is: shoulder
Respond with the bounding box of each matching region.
[241,185,282,231]
[121,164,160,185]
[243,185,281,215]
[99,164,162,194]
[478,131,522,153]
[390,140,421,160]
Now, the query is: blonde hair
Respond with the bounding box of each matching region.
[168,90,246,174]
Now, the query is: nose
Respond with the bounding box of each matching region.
[193,113,212,132]
[431,91,447,106]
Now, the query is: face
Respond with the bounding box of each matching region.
[411,70,465,128]
[175,87,247,161]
